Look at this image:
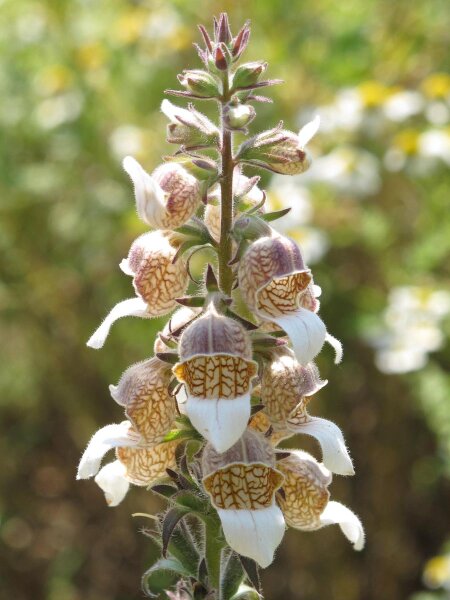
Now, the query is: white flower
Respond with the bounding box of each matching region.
[382,90,424,122]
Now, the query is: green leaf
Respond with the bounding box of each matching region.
[141,557,191,598]
[220,551,245,600]
[162,507,189,557]
[261,207,291,222]
[168,519,201,577]
[151,484,178,499]
[230,584,263,600]
[172,490,209,513]
[238,556,261,593]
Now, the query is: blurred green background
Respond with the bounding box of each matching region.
[1,0,449,598]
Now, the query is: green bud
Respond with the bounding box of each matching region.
[231,61,267,90]
[178,69,220,98]
[232,214,272,241]
[223,101,256,130]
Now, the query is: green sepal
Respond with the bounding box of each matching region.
[162,507,190,557]
[151,484,179,499]
[156,352,180,365]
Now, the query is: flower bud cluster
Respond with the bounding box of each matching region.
[79,12,364,594]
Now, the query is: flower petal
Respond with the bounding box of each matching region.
[94,460,130,506]
[272,309,327,365]
[319,500,365,550]
[119,258,135,277]
[86,297,150,349]
[186,393,251,453]
[325,333,343,364]
[122,156,167,228]
[287,415,354,476]
[77,421,140,479]
[161,99,192,125]
[298,115,320,148]
[217,503,285,568]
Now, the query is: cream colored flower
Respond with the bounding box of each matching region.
[173,305,258,452]
[87,231,188,349]
[202,430,285,567]
[277,451,364,549]
[256,347,353,475]
[238,233,342,365]
[123,157,202,229]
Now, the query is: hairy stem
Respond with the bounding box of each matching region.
[218,70,234,296]
[204,518,224,593]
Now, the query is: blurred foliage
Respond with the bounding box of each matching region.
[0,0,449,599]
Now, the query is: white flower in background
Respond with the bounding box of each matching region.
[317,88,365,133]
[372,286,450,374]
[266,178,328,264]
[109,125,146,160]
[308,146,381,197]
[382,90,424,122]
[418,129,450,166]
[425,101,450,126]
[34,91,84,129]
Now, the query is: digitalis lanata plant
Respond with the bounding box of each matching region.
[78,13,364,599]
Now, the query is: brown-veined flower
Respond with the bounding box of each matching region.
[77,358,179,505]
[122,157,202,229]
[238,232,342,365]
[173,304,258,452]
[202,429,285,568]
[277,450,364,550]
[254,347,353,475]
[87,231,188,349]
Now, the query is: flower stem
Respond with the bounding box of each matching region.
[204,517,224,593]
[218,70,234,297]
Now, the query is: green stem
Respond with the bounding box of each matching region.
[218,70,234,297]
[204,518,225,593]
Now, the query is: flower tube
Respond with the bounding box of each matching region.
[238,233,342,365]
[277,450,364,550]
[87,231,189,349]
[202,429,285,567]
[123,157,202,229]
[173,304,258,452]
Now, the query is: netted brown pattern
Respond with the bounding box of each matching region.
[131,235,188,316]
[154,163,201,229]
[203,462,284,510]
[178,308,253,361]
[238,235,310,314]
[173,355,257,399]
[261,349,324,426]
[204,203,221,243]
[277,453,331,530]
[257,273,312,317]
[116,440,178,486]
[153,307,200,353]
[113,358,176,444]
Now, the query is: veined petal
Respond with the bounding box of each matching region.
[86,297,150,349]
[77,421,140,480]
[319,500,365,550]
[122,156,167,228]
[287,415,354,476]
[298,115,320,148]
[217,503,285,568]
[186,393,251,453]
[94,460,130,507]
[325,333,343,364]
[271,309,326,365]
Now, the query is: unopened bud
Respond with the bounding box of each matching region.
[237,117,320,175]
[232,61,267,90]
[178,69,220,98]
[223,101,256,130]
[233,214,272,241]
[214,44,230,71]
[162,99,220,149]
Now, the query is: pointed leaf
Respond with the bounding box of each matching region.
[238,556,261,593]
[261,207,292,222]
[162,507,189,557]
[220,551,245,600]
[151,484,178,499]
[141,556,191,598]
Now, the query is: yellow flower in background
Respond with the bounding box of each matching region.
[76,42,107,71]
[113,7,148,44]
[421,73,450,99]
[423,553,450,589]
[35,64,73,95]
[392,128,420,155]
[357,80,392,108]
